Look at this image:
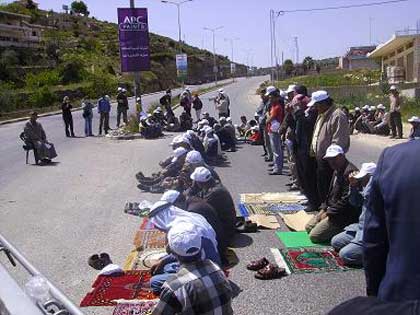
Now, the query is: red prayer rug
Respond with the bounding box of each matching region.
[112,301,158,315]
[80,271,158,307]
[280,247,351,274]
[139,218,155,231]
[133,230,166,250]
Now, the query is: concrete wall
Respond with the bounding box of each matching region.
[349,58,380,70]
[414,37,420,83]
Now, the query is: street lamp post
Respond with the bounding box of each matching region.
[204,26,223,86]
[224,37,239,82]
[161,0,193,52]
[130,0,141,110]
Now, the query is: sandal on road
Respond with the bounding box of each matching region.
[88,254,105,270]
[255,264,286,280]
[246,257,270,271]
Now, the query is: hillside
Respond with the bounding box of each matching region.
[0,1,247,114]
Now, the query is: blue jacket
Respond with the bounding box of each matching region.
[363,140,420,301]
[97,97,111,113]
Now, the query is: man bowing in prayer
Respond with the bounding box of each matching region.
[23,112,57,164]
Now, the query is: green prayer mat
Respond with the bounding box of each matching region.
[275,231,325,248]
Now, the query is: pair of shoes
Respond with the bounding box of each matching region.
[246,257,287,280]
[137,183,151,192]
[389,135,396,139]
[265,158,273,162]
[285,182,293,187]
[269,171,282,175]
[88,253,112,270]
[268,162,274,167]
[236,220,258,233]
[288,184,300,191]
[261,153,267,157]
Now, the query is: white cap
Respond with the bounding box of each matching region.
[362,105,370,110]
[226,117,232,122]
[117,87,123,91]
[168,223,202,257]
[190,166,212,182]
[286,84,297,94]
[280,90,287,98]
[136,97,141,102]
[408,116,420,123]
[354,107,361,111]
[170,135,184,146]
[198,119,209,126]
[218,88,224,93]
[204,126,213,135]
[265,85,277,96]
[353,162,377,179]
[219,117,227,122]
[370,106,376,111]
[307,90,330,107]
[171,147,188,163]
[186,130,195,137]
[390,85,397,91]
[105,95,110,100]
[323,144,344,159]
[122,88,127,92]
[377,104,385,110]
[254,112,259,117]
[186,150,203,164]
[161,190,181,204]
[251,126,259,131]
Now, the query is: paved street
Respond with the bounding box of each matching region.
[0,76,400,314]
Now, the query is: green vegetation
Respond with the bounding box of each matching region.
[0,1,247,120]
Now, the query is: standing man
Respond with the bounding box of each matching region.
[160,89,174,117]
[61,96,75,137]
[192,93,203,123]
[260,86,276,162]
[180,91,192,117]
[98,94,111,135]
[81,99,94,137]
[214,91,230,118]
[266,88,284,175]
[364,140,420,301]
[218,89,231,117]
[309,90,350,206]
[116,88,129,127]
[389,85,403,139]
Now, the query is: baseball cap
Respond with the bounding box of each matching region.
[171,147,188,163]
[170,135,184,146]
[265,85,277,96]
[168,223,202,257]
[286,84,297,94]
[323,144,344,159]
[377,104,386,110]
[251,126,259,131]
[117,87,122,91]
[353,162,377,179]
[186,150,203,164]
[362,105,370,111]
[307,90,330,107]
[370,106,376,111]
[190,166,212,182]
[408,116,420,123]
[161,190,181,204]
[354,107,361,111]
[218,88,224,93]
[219,116,227,122]
[390,85,397,91]
[226,117,232,122]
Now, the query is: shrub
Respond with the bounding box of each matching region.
[29,86,57,108]
[0,83,19,112]
[125,114,139,133]
[25,70,60,89]
[59,58,86,84]
[82,71,118,98]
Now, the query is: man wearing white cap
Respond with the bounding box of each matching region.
[189,167,236,242]
[97,93,111,135]
[217,117,236,152]
[116,87,129,128]
[153,223,233,315]
[137,147,189,193]
[305,144,359,243]
[213,89,230,118]
[389,85,403,138]
[309,90,350,205]
[372,104,390,136]
[408,116,420,140]
[331,162,376,266]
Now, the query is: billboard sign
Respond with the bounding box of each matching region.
[176,53,188,80]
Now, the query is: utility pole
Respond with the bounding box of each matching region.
[130,0,141,108]
[225,37,239,82]
[270,9,274,81]
[294,36,299,64]
[369,17,373,45]
[204,26,223,86]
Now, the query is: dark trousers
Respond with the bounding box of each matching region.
[117,108,128,127]
[296,153,320,210]
[218,112,228,118]
[390,111,403,138]
[64,116,74,137]
[316,158,334,206]
[99,112,110,135]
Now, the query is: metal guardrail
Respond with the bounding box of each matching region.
[0,232,85,315]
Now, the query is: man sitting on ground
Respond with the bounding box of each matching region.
[237,115,251,137]
[215,118,236,152]
[187,167,237,244]
[179,110,193,131]
[372,104,390,136]
[331,162,376,266]
[408,116,420,140]
[202,112,218,127]
[305,144,360,243]
[152,222,233,315]
[23,111,58,163]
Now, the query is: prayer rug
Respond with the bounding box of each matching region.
[113,301,158,315]
[266,203,306,212]
[133,230,166,250]
[124,249,167,271]
[275,231,322,248]
[280,247,350,274]
[80,271,158,307]
[240,192,307,204]
[124,202,150,217]
[139,218,155,231]
[243,203,302,215]
[244,204,271,215]
[237,203,249,217]
[280,211,315,232]
[248,214,280,229]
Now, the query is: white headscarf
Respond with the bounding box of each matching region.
[150,203,218,249]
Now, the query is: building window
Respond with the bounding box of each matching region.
[32,31,37,36]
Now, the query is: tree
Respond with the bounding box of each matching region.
[71,1,89,16]
[302,56,315,74]
[283,59,294,76]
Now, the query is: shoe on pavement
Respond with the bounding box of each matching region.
[261,153,268,157]
[268,163,274,167]
[285,182,293,187]
[288,184,300,192]
[265,158,273,162]
[137,183,151,192]
[99,253,113,267]
[88,254,105,270]
[269,171,282,175]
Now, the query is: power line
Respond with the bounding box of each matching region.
[276,0,408,15]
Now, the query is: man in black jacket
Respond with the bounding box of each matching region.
[116,88,129,127]
[305,144,360,243]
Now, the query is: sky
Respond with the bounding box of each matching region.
[14,0,420,67]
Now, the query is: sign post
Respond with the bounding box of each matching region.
[118,4,150,112]
[176,53,188,85]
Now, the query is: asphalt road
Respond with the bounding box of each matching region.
[0,75,397,315]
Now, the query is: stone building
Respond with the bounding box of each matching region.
[339,46,379,70]
[368,30,420,83]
